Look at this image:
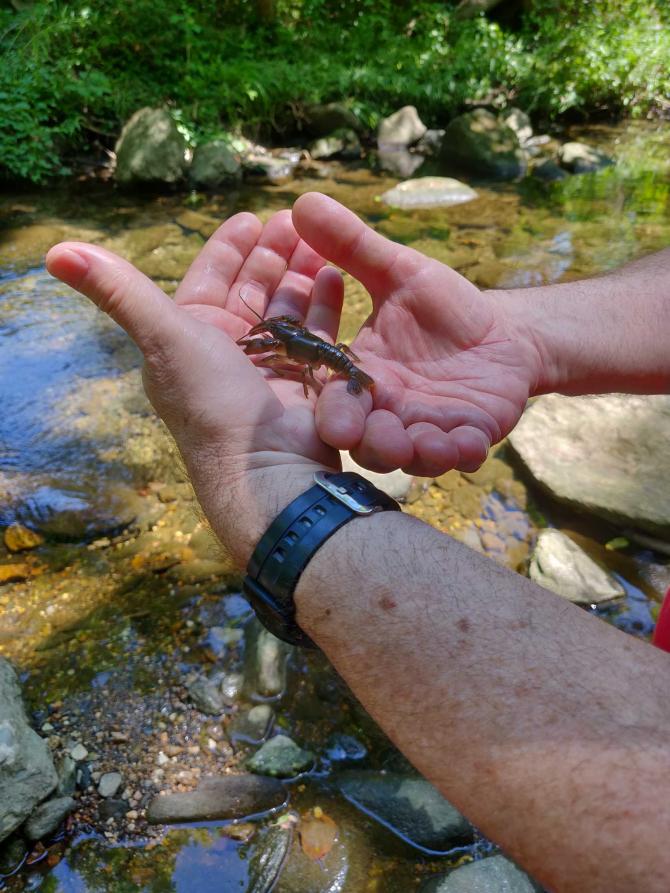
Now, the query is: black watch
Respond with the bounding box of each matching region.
[242,470,402,648]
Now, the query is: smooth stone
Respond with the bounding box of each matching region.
[378,105,427,146]
[247,735,314,778]
[509,394,670,537]
[115,107,187,185]
[277,810,361,893]
[440,109,527,179]
[530,529,625,605]
[3,524,43,553]
[340,452,413,501]
[190,139,242,188]
[247,823,292,891]
[558,141,614,173]
[0,564,30,585]
[422,854,539,892]
[309,129,361,160]
[0,659,57,843]
[24,796,75,841]
[55,755,77,797]
[98,771,123,799]
[249,622,291,699]
[188,671,243,715]
[501,107,533,145]
[302,102,361,137]
[69,743,88,762]
[228,705,274,745]
[336,771,472,853]
[381,176,477,209]
[243,155,298,183]
[377,145,425,178]
[147,774,286,823]
[325,733,367,763]
[17,484,143,542]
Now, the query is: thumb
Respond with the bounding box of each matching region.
[292,193,419,301]
[46,242,190,360]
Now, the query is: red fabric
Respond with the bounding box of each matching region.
[652,587,670,652]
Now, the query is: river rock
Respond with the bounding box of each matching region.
[532,159,567,182]
[247,824,292,891]
[530,529,625,605]
[228,705,274,745]
[440,109,527,179]
[376,145,425,178]
[335,771,472,853]
[309,129,361,160]
[17,484,144,542]
[188,671,243,715]
[325,733,367,763]
[302,103,361,137]
[381,177,477,210]
[24,796,75,841]
[56,755,77,797]
[147,774,287,823]
[245,618,291,699]
[416,129,446,156]
[501,107,533,145]
[558,141,613,174]
[190,140,242,188]
[247,735,314,778]
[115,107,187,185]
[340,452,413,501]
[0,564,31,585]
[509,394,670,537]
[243,155,299,183]
[0,659,57,843]
[421,854,539,892]
[378,106,427,147]
[0,836,27,875]
[98,771,123,799]
[3,523,43,553]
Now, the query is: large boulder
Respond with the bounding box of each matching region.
[510,394,670,537]
[378,105,427,147]
[558,141,613,174]
[529,529,625,605]
[302,103,362,137]
[421,854,539,892]
[115,108,187,185]
[190,140,242,188]
[0,659,58,842]
[380,177,477,210]
[500,107,533,145]
[440,109,527,179]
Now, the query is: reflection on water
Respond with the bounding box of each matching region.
[1,121,669,893]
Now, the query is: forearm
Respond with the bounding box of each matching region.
[500,248,670,396]
[293,510,670,893]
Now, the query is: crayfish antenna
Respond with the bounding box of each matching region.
[238,284,266,322]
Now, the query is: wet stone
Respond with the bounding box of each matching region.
[98,771,123,799]
[18,485,144,542]
[228,704,274,745]
[246,619,291,699]
[3,524,43,553]
[0,835,27,875]
[0,564,31,585]
[247,823,292,891]
[558,141,614,174]
[55,755,77,797]
[147,774,287,823]
[381,177,477,210]
[325,733,367,763]
[530,529,625,605]
[24,796,75,841]
[187,671,243,715]
[421,854,539,892]
[336,771,472,853]
[378,105,427,147]
[98,799,128,822]
[69,743,88,762]
[247,735,315,779]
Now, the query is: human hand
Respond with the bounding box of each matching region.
[46,210,343,565]
[292,193,544,477]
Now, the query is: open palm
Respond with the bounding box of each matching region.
[292,193,542,477]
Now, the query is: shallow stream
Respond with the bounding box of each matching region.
[1,121,669,891]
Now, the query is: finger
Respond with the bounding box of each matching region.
[292,192,420,300]
[350,410,413,472]
[315,377,371,449]
[304,266,344,342]
[450,426,491,473]
[174,212,263,308]
[230,210,301,323]
[403,423,460,478]
[46,242,188,358]
[265,239,326,321]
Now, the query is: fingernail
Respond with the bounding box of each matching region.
[48,248,89,288]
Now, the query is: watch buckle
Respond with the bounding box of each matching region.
[313,471,376,514]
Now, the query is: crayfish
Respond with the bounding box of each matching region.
[236,290,374,398]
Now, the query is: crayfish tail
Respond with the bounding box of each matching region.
[346,368,374,396]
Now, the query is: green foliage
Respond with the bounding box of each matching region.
[0,0,668,183]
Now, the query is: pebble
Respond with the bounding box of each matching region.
[247,735,315,779]
[69,743,88,761]
[24,797,75,841]
[98,772,123,799]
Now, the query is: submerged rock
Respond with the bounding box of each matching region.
[422,854,539,891]
[440,109,527,179]
[335,771,472,853]
[302,103,361,137]
[381,177,477,210]
[147,774,286,823]
[3,523,43,553]
[378,105,427,147]
[325,733,367,763]
[376,145,425,178]
[98,771,123,799]
[246,619,291,699]
[558,141,614,174]
[530,529,625,605]
[188,671,243,715]
[0,659,57,843]
[247,735,314,778]
[531,159,567,182]
[114,107,187,185]
[190,139,242,188]
[24,796,75,841]
[510,395,670,537]
[228,705,274,745]
[247,823,292,891]
[309,129,361,160]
